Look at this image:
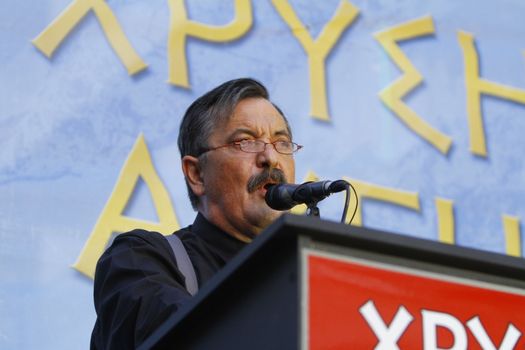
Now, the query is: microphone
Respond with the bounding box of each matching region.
[265,180,348,210]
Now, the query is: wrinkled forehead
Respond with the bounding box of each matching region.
[213,98,292,140]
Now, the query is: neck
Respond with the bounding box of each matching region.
[198,209,257,244]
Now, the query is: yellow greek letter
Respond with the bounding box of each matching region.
[73,134,179,278]
[458,31,525,157]
[342,178,419,226]
[32,0,147,75]
[435,198,455,244]
[503,215,521,257]
[167,0,252,87]
[271,0,359,121]
[375,16,452,154]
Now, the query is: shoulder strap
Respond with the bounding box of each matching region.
[165,234,199,296]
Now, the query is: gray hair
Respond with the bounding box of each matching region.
[177,78,292,210]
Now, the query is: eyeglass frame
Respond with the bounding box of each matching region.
[197,139,303,156]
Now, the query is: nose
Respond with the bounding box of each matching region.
[256,142,279,169]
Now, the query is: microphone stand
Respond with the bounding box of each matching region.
[305,202,320,217]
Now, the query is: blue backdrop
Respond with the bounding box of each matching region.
[1,0,524,348]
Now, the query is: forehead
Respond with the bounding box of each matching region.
[216,97,290,138]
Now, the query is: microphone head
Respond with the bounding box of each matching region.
[264,183,299,211]
[265,180,348,211]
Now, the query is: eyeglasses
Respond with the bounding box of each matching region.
[198,139,303,156]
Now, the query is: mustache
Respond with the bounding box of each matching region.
[247,168,287,193]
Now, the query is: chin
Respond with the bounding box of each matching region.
[271,209,285,219]
[250,211,276,230]
[264,209,283,225]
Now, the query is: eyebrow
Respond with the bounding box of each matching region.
[228,128,291,141]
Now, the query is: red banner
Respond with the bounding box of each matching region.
[306,252,525,349]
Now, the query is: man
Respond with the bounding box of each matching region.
[90,78,301,349]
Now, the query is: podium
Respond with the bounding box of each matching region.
[140,214,525,349]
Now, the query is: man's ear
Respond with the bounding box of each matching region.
[181,155,205,197]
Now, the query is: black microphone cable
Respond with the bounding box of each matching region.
[341,180,358,225]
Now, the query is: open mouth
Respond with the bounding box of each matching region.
[247,168,286,193]
[262,182,278,191]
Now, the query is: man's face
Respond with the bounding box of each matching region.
[198,97,296,241]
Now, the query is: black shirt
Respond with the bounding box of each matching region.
[90,213,247,349]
